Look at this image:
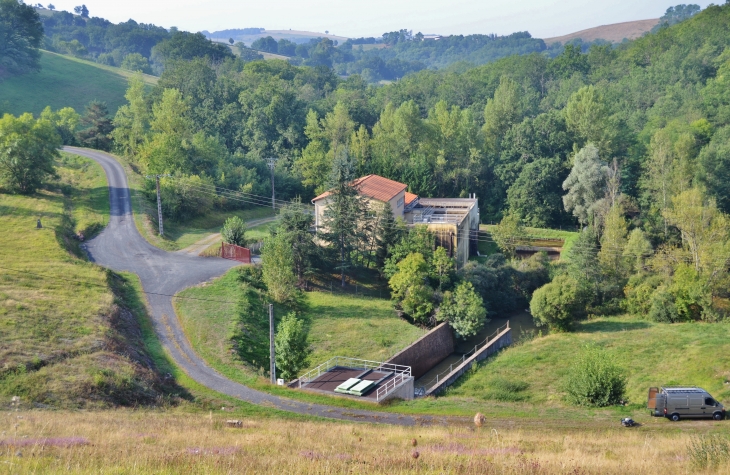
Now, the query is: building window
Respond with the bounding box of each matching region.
[397,197,404,208]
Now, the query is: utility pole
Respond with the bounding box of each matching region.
[265,157,278,210]
[146,174,171,236]
[269,303,276,384]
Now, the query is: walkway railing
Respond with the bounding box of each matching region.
[298,356,411,388]
[418,321,510,391]
[376,372,409,402]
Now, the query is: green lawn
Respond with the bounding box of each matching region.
[163,208,276,250]
[0,51,156,117]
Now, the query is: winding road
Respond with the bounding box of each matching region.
[65,147,447,426]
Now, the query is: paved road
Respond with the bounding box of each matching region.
[65,147,449,426]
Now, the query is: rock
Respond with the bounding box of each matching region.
[474,412,485,427]
[411,450,419,459]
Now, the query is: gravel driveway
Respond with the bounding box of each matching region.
[64,147,448,426]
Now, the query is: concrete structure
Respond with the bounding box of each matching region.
[404,196,479,268]
[424,324,512,397]
[297,357,414,403]
[385,322,455,379]
[312,175,479,268]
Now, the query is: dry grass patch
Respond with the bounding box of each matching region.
[0,410,727,473]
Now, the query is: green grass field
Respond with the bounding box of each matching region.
[393,315,730,417]
[0,155,164,407]
[0,51,156,117]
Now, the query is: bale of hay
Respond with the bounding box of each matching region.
[474,413,485,427]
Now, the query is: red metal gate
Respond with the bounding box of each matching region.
[221,242,251,263]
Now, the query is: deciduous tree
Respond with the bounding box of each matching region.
[0,113,60,194]
[261,231,298,304]
[436,281,487,338]
[0,0,44,77]
[274,312,311,381]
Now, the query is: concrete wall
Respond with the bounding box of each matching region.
[380,376,414,403]
[425,327,512,397]
[385,322,454,380]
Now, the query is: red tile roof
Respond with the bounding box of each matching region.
[312,175,408,203]
[404,192,418,206]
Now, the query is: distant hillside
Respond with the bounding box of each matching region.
[0,51,156,117]
[543,19,660,45]
[204,28,349,46]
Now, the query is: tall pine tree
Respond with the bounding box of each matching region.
[320,149,366,287]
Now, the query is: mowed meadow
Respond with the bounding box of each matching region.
[1,410,728,474]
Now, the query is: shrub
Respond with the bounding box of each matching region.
[648,288,679,323]
[529,275,583,331]
[221,216,247,246]
[564,346,626,407]
[156,174,215,220]
[670,264,710,321]
[623,274,665,316]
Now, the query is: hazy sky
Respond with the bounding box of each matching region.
[45,0,716,38]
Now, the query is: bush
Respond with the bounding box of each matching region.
[623,274,665,316]
[564,346,626,407]
[458,255,520,314]
[221,216,247,246]
[648,288,679,323]
[156,174,215,220]
[529,275,584,331]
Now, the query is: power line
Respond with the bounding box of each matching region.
[152,177,729,263]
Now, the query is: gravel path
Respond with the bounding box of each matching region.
[64,147,450,426]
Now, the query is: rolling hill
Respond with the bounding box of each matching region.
[205,28,349,46]
[0,51,157,117]
[542,18,660,44]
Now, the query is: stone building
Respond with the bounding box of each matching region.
[312,174,479,268]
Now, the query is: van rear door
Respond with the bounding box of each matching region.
[647,387,658,409]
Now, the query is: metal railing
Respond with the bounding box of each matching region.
[298,356,411,388]
[376,372,409,402]
[417,321,510,391]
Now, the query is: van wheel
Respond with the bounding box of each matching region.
[713,412,724,421]
[670,413,680,422]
